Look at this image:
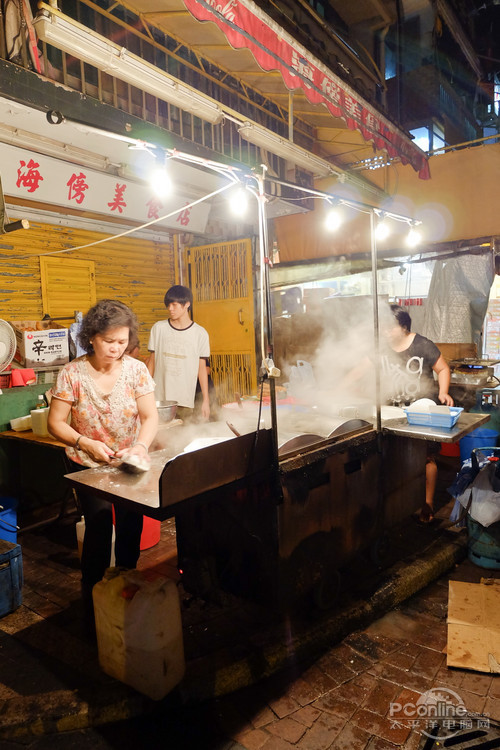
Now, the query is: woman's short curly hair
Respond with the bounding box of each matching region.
[78,299,139,355]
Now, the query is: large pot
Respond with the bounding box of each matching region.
[156,400,178,423]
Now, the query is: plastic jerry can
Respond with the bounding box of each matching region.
[92,568,185,700]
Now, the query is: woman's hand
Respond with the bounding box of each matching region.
[115,442,150,462]
[438,392,454,406]
[78,437,117,464]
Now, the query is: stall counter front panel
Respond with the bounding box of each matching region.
[64,413,490,609]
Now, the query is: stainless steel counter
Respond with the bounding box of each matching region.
[65,446,173,513]
[65,429,275,519]
[64,411,491,522]
[381,411,490,442]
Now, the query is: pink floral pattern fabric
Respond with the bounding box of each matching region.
[52,354,155,467]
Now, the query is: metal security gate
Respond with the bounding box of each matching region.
[186,238,258,405]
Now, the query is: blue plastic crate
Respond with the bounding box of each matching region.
[403,406,463,429]
[0,497,18,543]
[0,540,23,618]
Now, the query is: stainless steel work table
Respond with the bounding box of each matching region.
[64,412,491,524]
[381,411,490,442]
[65,429,275,520]
[65,447,171,514]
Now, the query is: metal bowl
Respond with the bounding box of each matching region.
[156,400,178,423]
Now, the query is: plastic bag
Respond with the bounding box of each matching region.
[456,461,500,527]
[287,360,316,398]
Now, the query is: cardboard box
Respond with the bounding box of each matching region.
[447,579,500,673]
[10,320,69,369]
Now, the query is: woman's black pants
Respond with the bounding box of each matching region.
[69,461,143,590]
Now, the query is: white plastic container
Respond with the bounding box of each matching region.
[92,569,185,700]
[30,407,49,437]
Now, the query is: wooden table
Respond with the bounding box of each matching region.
[0,429,66,449]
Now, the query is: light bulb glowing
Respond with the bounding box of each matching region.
[150,167,171,198]
[229,187,249,216]
[325,207,342,232]
[375,220,390,241]
[406,226,422,248]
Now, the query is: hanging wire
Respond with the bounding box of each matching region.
[0,182,237,262]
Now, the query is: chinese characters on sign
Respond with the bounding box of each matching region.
[183,0,430,178]
[107,183,127,213]
[2,141,212,232]
[176,204,192,227]
[16,159,44,193]
[12,158,192,227]
[67,172,89,204]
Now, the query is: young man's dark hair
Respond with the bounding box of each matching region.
[390,304,412,333]
[164,285,193,308]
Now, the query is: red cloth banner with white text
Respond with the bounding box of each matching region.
[183,0,430,179]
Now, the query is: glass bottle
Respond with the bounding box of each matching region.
[36,393,48,409]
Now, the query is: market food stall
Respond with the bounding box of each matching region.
[30,155,492,609]
[65,405,489,609]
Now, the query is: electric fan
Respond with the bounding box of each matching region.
[0,320,17,372]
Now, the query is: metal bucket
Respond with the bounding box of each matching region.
[156,400,177,423]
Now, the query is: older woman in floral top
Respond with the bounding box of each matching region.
[48,299,158,624]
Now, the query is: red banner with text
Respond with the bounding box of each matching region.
[184,0,430,179]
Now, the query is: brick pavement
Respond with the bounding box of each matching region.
[209,556,500,750]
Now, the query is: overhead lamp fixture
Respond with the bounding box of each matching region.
[0,122,112,172]
[374,212,391,241]
[238,122,340,178]
[406,222,422,248]
[149,166,171,199]
[147,149,171,198]
[324,202,343,232]
[33,11,224,125]
[228,186,249,217]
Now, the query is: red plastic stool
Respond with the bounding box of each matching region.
[140,515,161,550]
[111,507,161,551]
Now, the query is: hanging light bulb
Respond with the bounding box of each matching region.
[325,205,342,232]
[375,214,391,241]
[229,186,249,216]
[150,166,171,198]
[406,223,422,248]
